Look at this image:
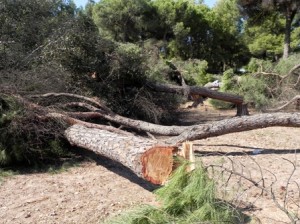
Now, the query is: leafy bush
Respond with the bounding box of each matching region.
[210,69,269,109]
[166,59,213,86]
[105,162,245,224]
[245,58,273,73]
[237,76,269,108]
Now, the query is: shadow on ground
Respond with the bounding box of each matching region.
[194,143,299,157]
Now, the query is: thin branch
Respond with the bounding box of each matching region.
[28,92,111,113]
[47,112,132,136]
[282,158,296,209]
[266,95,300,112]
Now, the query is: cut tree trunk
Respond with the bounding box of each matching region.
[65,124,178,185]
[65,113,300,184]
[236,103,249,116]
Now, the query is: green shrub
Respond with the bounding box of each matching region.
[246,58,273,73]
[165,59,213,86]
[274,53,300,75]
[237,76,269,108]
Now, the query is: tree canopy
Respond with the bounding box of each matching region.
[238,0,300,58]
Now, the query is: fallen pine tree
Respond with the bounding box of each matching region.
[1,92,299,184]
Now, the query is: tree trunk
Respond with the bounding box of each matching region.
[65,124,178,185]
[236,103,249,116]
[64,113,300,184]
[283,10,295,59]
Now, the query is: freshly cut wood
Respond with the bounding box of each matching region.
[179,142,195,172]
[65,124,178,185]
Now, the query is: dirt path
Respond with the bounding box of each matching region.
[0,160,157,224]
[0,104,299,224]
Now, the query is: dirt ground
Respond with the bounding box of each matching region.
[0,103,299,224]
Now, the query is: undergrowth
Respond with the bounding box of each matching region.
[105,162,246,224]
[0,94,71,166]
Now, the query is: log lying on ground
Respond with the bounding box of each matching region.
[165,112,300,144]
[65,113,300,184]
[147,82,243,104]
[65,124,178,185]
[147,82,249,116]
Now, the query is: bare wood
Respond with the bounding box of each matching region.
[266,95,300,112]
[179,142,195,171]
[65,124,177,185]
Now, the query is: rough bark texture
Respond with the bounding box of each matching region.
[165,112,300,144]
[65,125,177,185]
[236,103,249,116]
[64,112,300,184]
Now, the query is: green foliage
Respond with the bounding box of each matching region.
[105,162,244,224]
[242,12,285,59]
[0,95,69,166]
[0,0,77,69]
[210,68,269,109]
[274,53,300,75]
[168,59,213,86]
[237,76,269,108]
[238,0,300,58]
[246,58,274,73]
[221,69,235,91]
[43,13,107,75]
[0,168,16,185]
[92,0,153,42]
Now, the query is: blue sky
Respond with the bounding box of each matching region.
[73,0,217,8]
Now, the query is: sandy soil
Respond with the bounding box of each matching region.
[0,103,299,224]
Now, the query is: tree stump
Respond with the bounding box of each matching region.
[236,103,249,116]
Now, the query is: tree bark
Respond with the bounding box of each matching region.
[236,103,249,116]
[5,93,300,184]
[283,9,295,59]
[147,82,244,104]
[64,112,300,184]
[165,112,300,144]
[65,124,177,185]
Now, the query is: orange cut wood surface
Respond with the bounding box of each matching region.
[141,146,176,185]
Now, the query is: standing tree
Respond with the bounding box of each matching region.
[238,0,300,58]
